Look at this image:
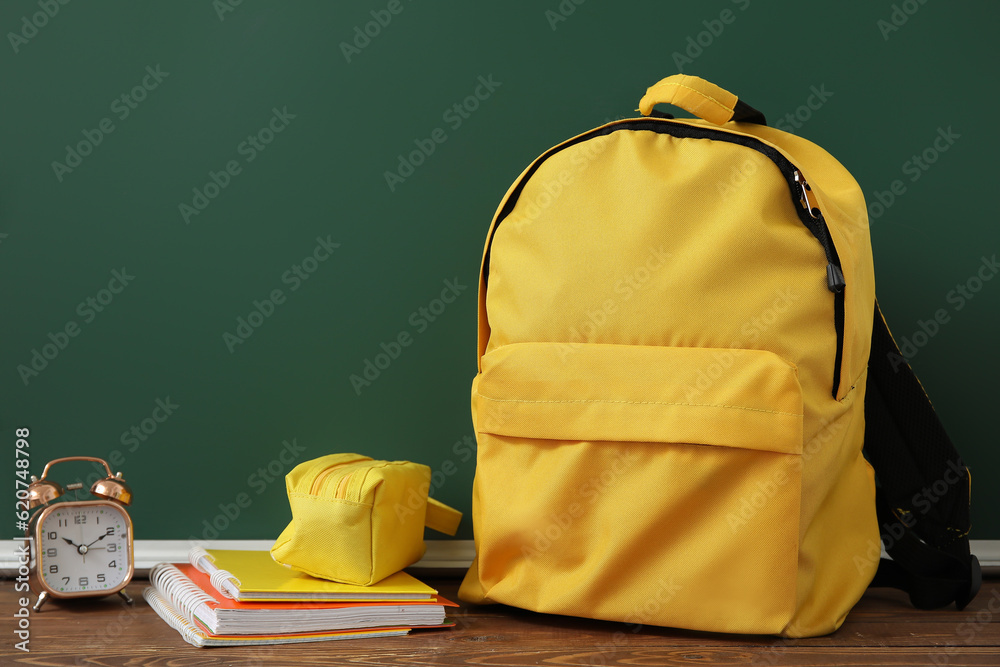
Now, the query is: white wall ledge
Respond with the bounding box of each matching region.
[3,539,996,577]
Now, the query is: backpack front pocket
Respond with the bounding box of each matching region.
[470,342,804,635]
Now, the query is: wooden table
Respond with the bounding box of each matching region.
[3,576,998,665]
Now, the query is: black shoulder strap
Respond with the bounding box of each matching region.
[864,300,981,609]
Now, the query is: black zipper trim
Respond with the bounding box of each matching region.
[482,118,846,398]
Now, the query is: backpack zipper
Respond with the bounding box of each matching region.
[793,170,845,293]
[792,169,845,397]
[481,118,847,397]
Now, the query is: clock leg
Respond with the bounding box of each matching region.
[118,589,134,605]
[32,591,49,612]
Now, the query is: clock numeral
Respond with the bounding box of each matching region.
[74,515,86,525]
[62,577,70,585]
[105,527,115,536]
[47,531,57,540]
[49,564,58,574]
[46,548,57,557]
[108,543,117,553]
[58,519,68,527]
[108,560,116,568]
[97,574,106,583]
[79,577,89,587]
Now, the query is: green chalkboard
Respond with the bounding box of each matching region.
[3,1,998,541]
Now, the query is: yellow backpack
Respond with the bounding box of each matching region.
[458,75,980,637]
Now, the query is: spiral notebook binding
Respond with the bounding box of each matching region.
[189,546,242,599]
[149,563,215,627]
[142,585,207,648]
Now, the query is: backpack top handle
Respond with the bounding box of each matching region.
[639,74,767,126]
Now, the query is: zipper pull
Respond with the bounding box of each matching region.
[793,170,820,219]
[794,170,843,292]
[826,263,846,293]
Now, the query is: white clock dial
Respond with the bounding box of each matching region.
[37,504,131,595]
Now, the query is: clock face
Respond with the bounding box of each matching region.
[36,502,133,597]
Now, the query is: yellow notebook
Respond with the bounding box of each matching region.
[190,548,437,602]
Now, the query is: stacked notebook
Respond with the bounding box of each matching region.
[144,547,455,648]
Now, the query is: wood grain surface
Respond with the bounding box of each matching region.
[2,576,997,666]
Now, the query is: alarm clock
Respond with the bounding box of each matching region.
[25,456,135,611]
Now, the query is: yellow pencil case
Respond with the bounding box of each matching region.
[270,453,462,585]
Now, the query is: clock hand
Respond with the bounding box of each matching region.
[83,534,108,549]
[62,537,83,549]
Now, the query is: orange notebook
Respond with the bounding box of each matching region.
[150,562,456,636]
[143,586,410,648]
